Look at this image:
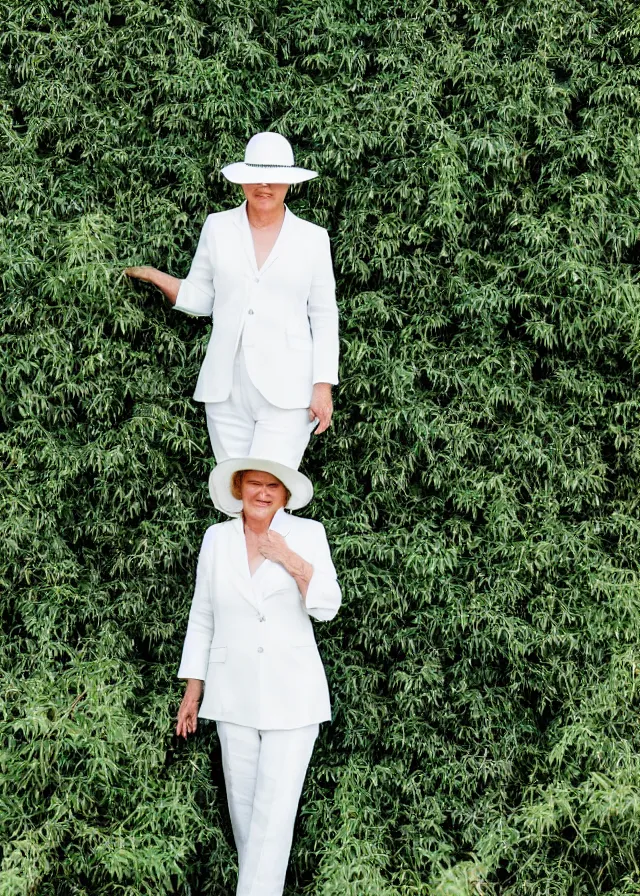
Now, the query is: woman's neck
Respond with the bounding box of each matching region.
[243,511,276,537]
[246,201,285,230]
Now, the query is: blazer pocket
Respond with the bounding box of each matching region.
[208,647,227,663]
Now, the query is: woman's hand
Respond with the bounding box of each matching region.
[309,383,333,434]
[176,679,203,739]
[257,531,291,565]
[124,265,158,282]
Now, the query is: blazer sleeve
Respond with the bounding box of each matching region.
[173,215,216,317]
[304,521,342,622]
[177,527,216,679]
[308,229,339,386]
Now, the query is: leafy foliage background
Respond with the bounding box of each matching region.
[2,0,640,893]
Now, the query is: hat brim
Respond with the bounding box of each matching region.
[221,162,318,184]
[209,457,314,517]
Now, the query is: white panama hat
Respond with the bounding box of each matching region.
[209,457,314,517]
[221,132,318,184]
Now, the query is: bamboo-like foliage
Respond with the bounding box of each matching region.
[2,1,640,893]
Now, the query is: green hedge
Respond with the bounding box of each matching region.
[2,1,640,893]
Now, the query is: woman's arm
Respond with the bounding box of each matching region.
[257,523,341,617]
[124,266,180,304]
[308,230,339,390]
[257,531,314,601]
[280,549,314,603]
[300,522,342,620]
[124,216,215,317]
[175,529,217,738]
[177,529,216,681]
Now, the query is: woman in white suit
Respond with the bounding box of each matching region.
[124,132,339,470]
[176,457,341,896]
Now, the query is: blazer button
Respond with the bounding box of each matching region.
[257,646,264,653]
[258,615,266,622]
[248,309,254,315]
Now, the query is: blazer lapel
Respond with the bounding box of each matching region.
[258,509,294,596]
[227,516,262,613]
[233,201,259,277]
[269,507,292,538]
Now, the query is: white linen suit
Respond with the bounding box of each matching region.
[178,508,341,895]
[173,201,339,466]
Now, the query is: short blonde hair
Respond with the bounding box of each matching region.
[231,470,291,505]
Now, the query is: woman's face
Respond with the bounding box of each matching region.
[242,182,289,215]
[240,470,288,520]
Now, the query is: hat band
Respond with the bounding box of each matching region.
[245,162,295,168]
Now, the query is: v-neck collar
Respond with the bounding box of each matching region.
[236,200,291,277]
[231,508,293,574]
[226,509,293,609]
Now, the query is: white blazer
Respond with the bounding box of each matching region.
[174,202,339,409]
[178,508,341,730]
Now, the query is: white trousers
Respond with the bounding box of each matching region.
[216,721,319,896]
[205,350,313,469]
